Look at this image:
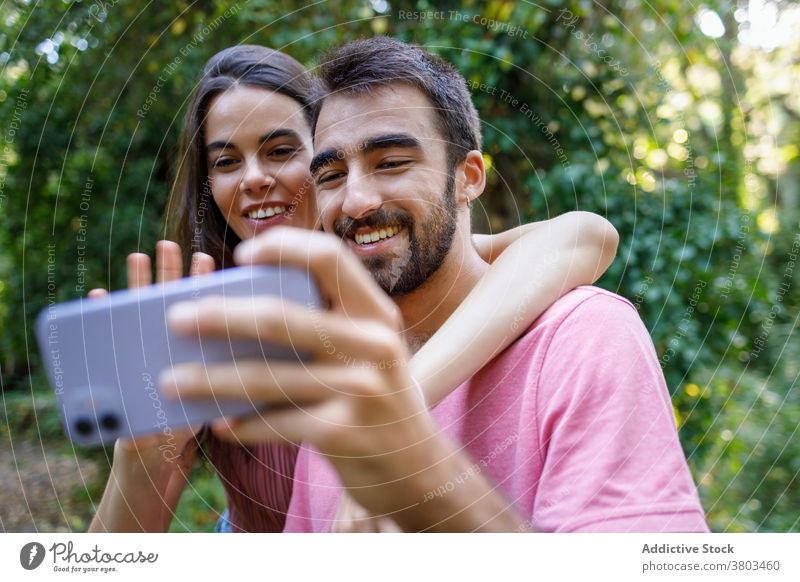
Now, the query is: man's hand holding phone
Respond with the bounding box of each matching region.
[159,228,525,532]
[159,228,442,526]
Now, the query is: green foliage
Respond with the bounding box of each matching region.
[169,464,227,533]
[1,385,64,443]
[1,0,797,531]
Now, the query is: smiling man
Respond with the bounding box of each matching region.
[278,37,708,532]
[167,37,708,532]
[308,80,486,353]
[320,129,459,299]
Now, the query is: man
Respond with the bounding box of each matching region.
[165,37,708,532]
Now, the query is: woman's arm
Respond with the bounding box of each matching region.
[410,211,618,405]
[89,244,215,532]
[89,439,198,532]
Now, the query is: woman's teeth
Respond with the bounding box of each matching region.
[354,225,401,245]
[247,205,287,219]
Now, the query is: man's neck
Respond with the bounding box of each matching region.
[394,235,488,352]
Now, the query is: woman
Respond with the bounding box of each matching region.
[89,45,618,532]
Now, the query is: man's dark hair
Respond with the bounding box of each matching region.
[310,36,482,167]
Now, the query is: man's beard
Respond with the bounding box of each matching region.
[333,172,458,296]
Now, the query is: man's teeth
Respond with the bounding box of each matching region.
[354,225,401,245]
[247,205,287,219]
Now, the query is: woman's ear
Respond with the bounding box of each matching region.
[456,150,486,207]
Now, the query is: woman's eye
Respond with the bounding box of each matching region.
[211,158,237,169]
[269,146,297,158]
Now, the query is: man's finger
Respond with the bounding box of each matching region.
[209,403,331,446]
[160,361,386,404]
[167,296,405,365]
[127,253,152,288]
[376,516,403,532]
[88,288,108,299]
[333,495,381,533]
[156,240,183,283]
[234,227,400,328]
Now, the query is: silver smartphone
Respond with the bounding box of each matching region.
[35,266,321,447]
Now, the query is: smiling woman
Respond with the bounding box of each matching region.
[166,45,317,270]
[204,86,317,240]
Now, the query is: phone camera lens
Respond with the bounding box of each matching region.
[100,413,119,431]
[74,418,94,436]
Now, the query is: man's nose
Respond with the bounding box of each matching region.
[341,173,382,219]
[238,159,274,194]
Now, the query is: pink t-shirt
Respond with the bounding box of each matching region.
[284,287,709,532]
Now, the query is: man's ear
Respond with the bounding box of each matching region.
[456,150,486,207]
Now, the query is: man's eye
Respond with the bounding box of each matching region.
[317,171,344,185]
[377,159,410,170]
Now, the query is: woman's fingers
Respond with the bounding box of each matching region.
[234,227,401,329]
[156,240,183,283]
[128,240,186,288]
[190,252,215,276]
[116,434,160,452]
[127,253,152,288]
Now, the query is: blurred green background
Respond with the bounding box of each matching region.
[1,0,798,532]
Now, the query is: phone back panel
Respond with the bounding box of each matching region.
[35,266,320,447]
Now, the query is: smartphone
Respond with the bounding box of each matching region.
[35,266,321,447]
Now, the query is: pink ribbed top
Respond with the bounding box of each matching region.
[204,436,298,532]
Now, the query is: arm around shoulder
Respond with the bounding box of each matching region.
[412,212,619,405]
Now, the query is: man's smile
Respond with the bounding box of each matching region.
[346,225,407,257]
[353,224,402,245]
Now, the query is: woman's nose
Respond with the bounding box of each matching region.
[238,160,274,194]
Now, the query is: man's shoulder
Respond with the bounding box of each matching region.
[488,286,650,376]
[524,285,640,338]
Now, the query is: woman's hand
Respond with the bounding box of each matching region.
[88,242,215,532]
[88,242,215,465]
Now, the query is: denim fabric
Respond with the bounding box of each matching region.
[214,508,233,533]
